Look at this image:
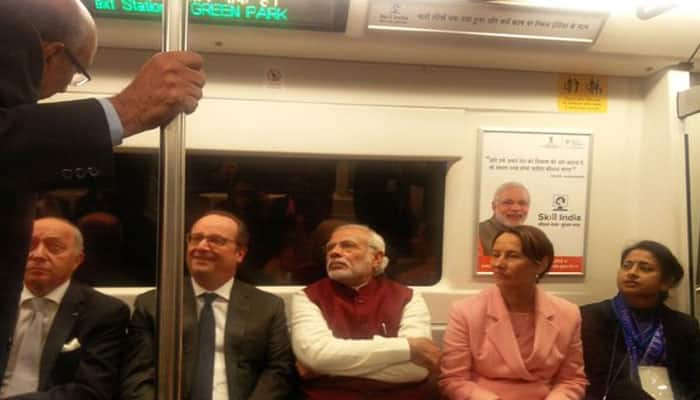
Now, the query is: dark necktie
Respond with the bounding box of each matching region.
[190,292,217,400]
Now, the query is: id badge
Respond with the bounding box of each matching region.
[638,366,674,400]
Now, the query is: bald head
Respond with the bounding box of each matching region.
[7,0,97,98]
[9,0,96,50]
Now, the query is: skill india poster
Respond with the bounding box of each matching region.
[476,129,591,275]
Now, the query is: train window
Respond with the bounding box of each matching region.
[35,152,446,287]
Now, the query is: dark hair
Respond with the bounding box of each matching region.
[492,225,554,282]
[193,210,249,248]
[620,240,684,302]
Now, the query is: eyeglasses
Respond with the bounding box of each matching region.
[63,47,91,87]
[186,233,237,248]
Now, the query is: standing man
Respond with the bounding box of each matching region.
[478,182,530,256]
[0,0,206,376]
[0,218,130,399]
[290,224,441,399]
[121,211,295,400]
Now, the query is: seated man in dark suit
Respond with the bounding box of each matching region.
[121,211,295,400]
[0,217,129,399]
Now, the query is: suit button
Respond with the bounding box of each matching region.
[61,169,73,179]
[75,168,86,179]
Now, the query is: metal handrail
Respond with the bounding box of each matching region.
[156,1,188,399]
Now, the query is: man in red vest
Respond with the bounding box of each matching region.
[290,224,441,400]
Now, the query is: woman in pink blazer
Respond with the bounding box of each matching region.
[439,225,587,400]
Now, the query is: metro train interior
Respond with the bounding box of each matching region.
[37,0,700,348]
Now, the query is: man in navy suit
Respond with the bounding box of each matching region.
[0,0,206,376]
[0,217,129,399]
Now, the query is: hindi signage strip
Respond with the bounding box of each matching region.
[476,129,592,275]
[368,0,607,43]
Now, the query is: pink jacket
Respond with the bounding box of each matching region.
[439,286,587,400]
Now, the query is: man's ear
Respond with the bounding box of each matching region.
[371,250,384,269]
[372,250,384,265]
[41,41,64,63]
[235,246,248,263]
[71,251,85,273]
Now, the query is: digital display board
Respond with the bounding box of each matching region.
[83,0,349,32]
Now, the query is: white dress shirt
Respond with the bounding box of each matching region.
[191,277,234,400]
[290,289,432,383]
[1,280,71,396]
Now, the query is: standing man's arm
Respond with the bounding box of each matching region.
[248,297,296,400]
[108,52,204,139]
[1,52,205,191]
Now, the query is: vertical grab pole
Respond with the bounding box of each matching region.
[683,134,696,317]
[156,1,188,399]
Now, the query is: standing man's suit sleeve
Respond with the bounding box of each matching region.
[0,99,114,190]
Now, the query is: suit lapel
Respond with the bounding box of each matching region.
[39,281,82,390]
[484,287,532,379]
[528,288,560,367]
[225,280,251,400]
[182,280,198,398]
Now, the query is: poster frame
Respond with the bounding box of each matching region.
[474,128,593,277]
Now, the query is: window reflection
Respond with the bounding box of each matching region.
[35,152,446,286]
